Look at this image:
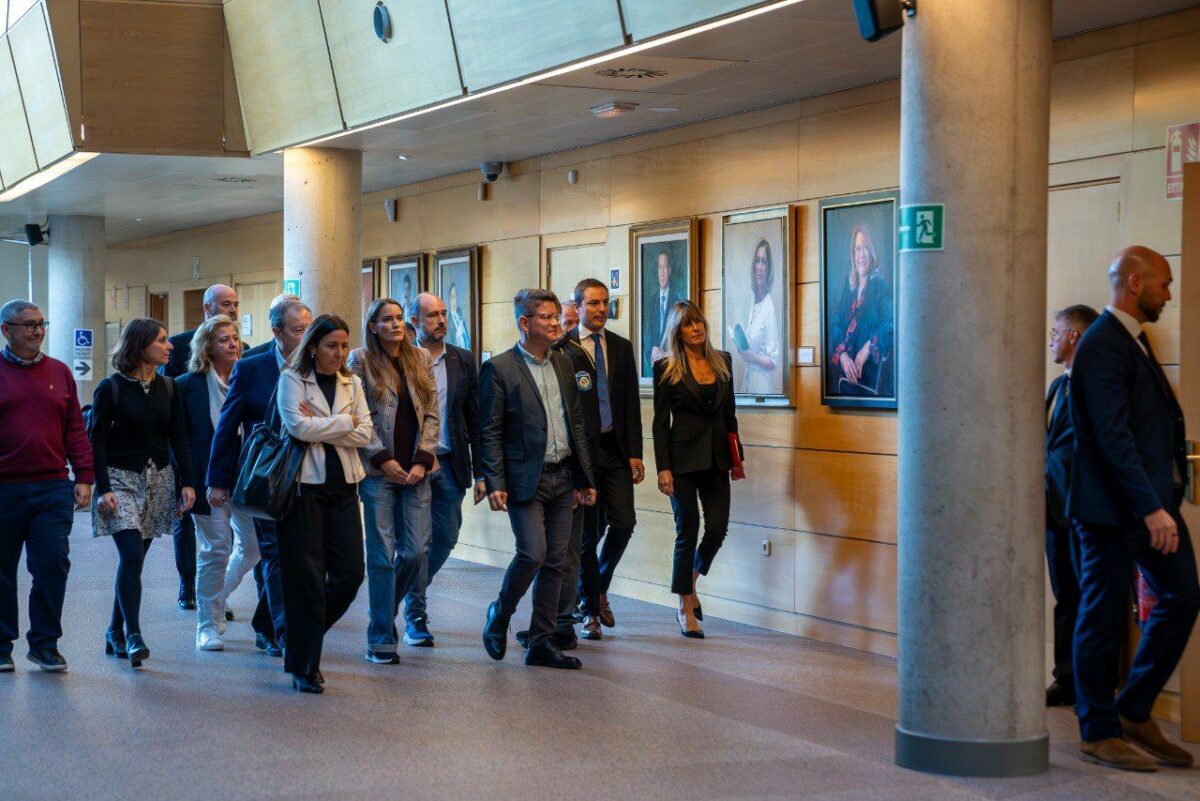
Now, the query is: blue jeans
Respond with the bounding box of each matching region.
[361,475,432,652]
[0,480,75,657]
[403,469,465,623]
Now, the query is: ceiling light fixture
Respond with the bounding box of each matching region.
[0,152,101,203]
[397,154,409,160]
[286,0,807,151]
[591,101,638,118]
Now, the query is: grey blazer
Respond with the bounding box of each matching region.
[347,347,441,479]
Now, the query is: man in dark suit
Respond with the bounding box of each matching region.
[401,292,485,646]
[207,297,312,656]
[480,288,596,670]
[555,278,643,639]
[1070,246,1200,772]
[243,292,299,358]
[161,284,240,610]
[642,252,682,378]
[1043,303,1098,707]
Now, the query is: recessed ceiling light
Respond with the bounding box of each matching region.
[591,101,638,119]
[649,107,680,113]
[397,154,409,161]
[135,218,143,222]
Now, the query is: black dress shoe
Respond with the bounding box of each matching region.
[314,670,325,685]
[178,598,196,611]
[515,629,531,650]
[1046,680,1076,707]
[105,630,127,659]
[516,630,577,651]
[224,608,235,622]
[292,673,323,694]
[483,601,509,661]
[126,633,150,667]
[525,641,582,670]
[27,647,67,672]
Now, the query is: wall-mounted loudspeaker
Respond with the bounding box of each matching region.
[852,0,911,42]
[24,223,45,246]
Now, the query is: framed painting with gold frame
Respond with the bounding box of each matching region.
[630,218,699,391]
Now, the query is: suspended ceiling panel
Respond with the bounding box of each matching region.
[3,0,38,32]
[445,0,625,91]
[8,3,71,168]
[319,0,462,129]
[0,35,38,188]
[622,0,765,41]
[224,0,343,153]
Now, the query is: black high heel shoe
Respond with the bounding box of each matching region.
[104,630,127,659]
[292,673,323,694]
[126,633,149,667]
[676,609,704,640]
[694,602,703,622]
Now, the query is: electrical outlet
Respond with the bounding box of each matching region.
[760,539,771,557]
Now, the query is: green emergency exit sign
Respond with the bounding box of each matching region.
[898,204,945,252]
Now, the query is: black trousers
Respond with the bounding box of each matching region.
[251,518,285,645]
[1045,517,1081,686]
[277,483,365,676]
[171,513,195,599]
[497,463,574,648]
[555,505,587,637]
[669,468,730,595]
[578,434,636,616]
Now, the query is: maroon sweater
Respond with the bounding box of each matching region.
[0,355,95,484]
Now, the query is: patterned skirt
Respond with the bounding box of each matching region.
[92,462,177,540]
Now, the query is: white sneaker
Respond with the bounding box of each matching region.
[197,631,225,651]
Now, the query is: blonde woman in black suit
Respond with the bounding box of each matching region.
[652,301,743,639]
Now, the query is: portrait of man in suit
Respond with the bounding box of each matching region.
[639,237,688,379]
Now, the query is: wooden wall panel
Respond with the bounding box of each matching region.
[8,3,72,168]
[319,0,462,129]
[1132,30,1200,152]
[1049,48,1134,163]
[479,236,539,304]
[445,0,623,91]
[0,35,38,187]
[362,195,420,259]
[221,28,247,154]
[1128,148,1182,257]
[415,173,540,250]
[794,449,897,545]
[480,301,515,356]
[795,534,896,633]
[224,0,342,154]
[80,0,225,155]
[539,159,611,234]
[621,0,759,41]
[797,99,899,200]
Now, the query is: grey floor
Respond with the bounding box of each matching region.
[3,514,1199,800]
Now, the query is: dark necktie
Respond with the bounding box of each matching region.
[591,333,613,432]
[1050,379,1069,432]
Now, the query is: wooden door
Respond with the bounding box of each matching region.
[182,288,205,332]
[1178,163,1200,741]
[235,280,280,351]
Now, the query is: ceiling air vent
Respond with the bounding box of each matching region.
[594,67,667,80]
[211,176,258,185]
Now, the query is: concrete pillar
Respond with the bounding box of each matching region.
[895,1,1052,777]
[283,147,363,342]
[47,215,106,404]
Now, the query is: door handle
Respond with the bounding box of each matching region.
[1190,441,1200,505]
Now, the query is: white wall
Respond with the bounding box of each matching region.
[0,241,48,311]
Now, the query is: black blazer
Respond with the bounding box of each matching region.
[243,339,274,358]
[1069,310,1186,525]
[439,342,484,490]
[206,349,282,490]
[553,327,643,461]
[174,372,217,515]
[652,352,740,475]
[479,345,594,503]
[1044,373,1074,527]
[161,329,196,379]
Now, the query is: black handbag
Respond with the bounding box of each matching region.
[232,384,306,520]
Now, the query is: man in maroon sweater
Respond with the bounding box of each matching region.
[0,300,93,673]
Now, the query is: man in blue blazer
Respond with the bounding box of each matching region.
[1069,246,1199,772]
[206,297,312,656]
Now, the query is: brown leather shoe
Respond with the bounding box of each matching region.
[1121,716,1196,767]
[1080,737,1158,772]
[598,594,615,628]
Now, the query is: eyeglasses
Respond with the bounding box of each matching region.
[525,312,558,322]
[6,320,48,332]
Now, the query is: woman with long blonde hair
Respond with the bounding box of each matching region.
[652,301,743,639]
[348,297,441,662]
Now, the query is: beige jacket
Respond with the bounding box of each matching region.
[276,368,372,485]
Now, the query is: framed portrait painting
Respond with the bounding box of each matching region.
[819,190,898,409]
[630,218,698,388]
[386,253,424,316]
[434,245,479,356]
[722,207,792,406]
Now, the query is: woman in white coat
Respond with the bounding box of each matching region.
[276,314,372,694]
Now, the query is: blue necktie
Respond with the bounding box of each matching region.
[591,333,613,431]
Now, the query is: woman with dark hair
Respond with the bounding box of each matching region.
[91,318,195,667]
[276,314,371,693]
[349,298,439,662]
[652,301,743,639]
[735,237,780,395]
[828,223,894,396]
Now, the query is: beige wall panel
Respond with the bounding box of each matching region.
[445,0,624,91]
[1132,31,1200,151]
[797,99,899,200]
[729,445,797,531]
[0,36,37,187]
[621,0,760,41]
[699,213,721,292]
[547,242,604,300]
[415,173,539,250]
[9,4,72,168]
[610,121,800,226]
[1049,49,1134,163]
[362,196,420,259]
[480,301,516,355]
[796,202,819,284]
[795,534,896,633]
[224,0,342,154]
[1128,148,1182,256]
[539,159,611,234]
[795,449,897,545]
[80,0,225,154]
[43,0,79,147]
[1148,253,1182,367]
[319,0,461,129]
[480,236,539,304]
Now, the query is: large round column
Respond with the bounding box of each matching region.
[895,1,1051,777]
[47,215,106,403]
[283,147,363,339]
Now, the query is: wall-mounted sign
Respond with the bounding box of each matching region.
[283,278,301,297]
[898,203,945,252]
[73,328,93,380]
[1167,122,1200,201]
[609,268,620,290]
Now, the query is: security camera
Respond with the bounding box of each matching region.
[480,161,505,183]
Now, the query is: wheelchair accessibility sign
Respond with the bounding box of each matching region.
[73,328,94,380]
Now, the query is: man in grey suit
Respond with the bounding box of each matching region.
[480,288,596,670]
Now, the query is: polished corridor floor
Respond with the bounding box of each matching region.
[2,514,1198,800]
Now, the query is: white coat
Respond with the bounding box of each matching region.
[277,368,373,485]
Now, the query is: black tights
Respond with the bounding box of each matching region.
[110,530,152,637]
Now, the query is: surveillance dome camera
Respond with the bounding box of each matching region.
[480,161,505,183]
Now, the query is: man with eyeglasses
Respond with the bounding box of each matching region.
[0,300,93,673]
[1044,303,1098,708]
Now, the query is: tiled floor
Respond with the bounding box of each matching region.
[2,513,1198,800]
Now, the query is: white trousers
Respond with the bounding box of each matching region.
[193,504,259,637]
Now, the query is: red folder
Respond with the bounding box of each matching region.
[729,433,745,480]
